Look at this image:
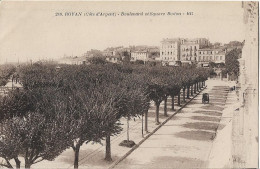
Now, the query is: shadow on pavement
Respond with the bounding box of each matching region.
[149,156,205,168]
[182,122,219,131]
[201,105,225,111]
[175,130,216,141]
[192,110,222,116]
[190,116,221,122]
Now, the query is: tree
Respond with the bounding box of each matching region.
[225,48,241,79]
[0,64,16,86]
[0,88,78,169]
[0,119,22,169]
[147,69,168,125]
[118,74,150,147]
[88,56,108,65]
[116,51,131,64]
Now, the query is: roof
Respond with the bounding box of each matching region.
[131,50,148,53]
[161,38,180,43]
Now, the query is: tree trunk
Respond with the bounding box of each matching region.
[25,163,31,169]
[24,152,32,169]
[144,110,148,133]
[105,135,112,161]
[164,97,168,117]
[155,103,160,125]
[127,116,130,142]
[197,82,199,91]
[191,85,193,96]
[194,83,196,94]
[182,87,185,102]
[187,86,190,99]
[178,92,181,106]
[171,95,174,110]
[14,157,20,169]
[74,144,81,169]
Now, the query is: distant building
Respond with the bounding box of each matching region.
[160,38,181,65]
[105,55,121,63]
[197,48,226,65]
[130,50,149,62]
[180,38,210,63]
[57,56,88,65]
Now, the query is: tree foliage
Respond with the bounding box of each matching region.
[225,48,241,77]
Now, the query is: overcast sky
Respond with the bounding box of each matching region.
[0,1,245,63]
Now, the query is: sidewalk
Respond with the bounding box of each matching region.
[207,83,238,168]
[32,83,204,169]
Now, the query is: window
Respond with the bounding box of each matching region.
[162,52,164,55]
[168,52,169,55]
[216,56,219,60]
[199,52,201,54]
[220,56,222,60]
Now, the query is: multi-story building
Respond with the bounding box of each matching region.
[130,50,149,62]
[197,48,226,65]
[180,38,210,63]
[160,38,181,65]
[105,55,120,63]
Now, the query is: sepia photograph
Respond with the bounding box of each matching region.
[0,1,258,169]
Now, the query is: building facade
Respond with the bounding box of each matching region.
[180,38,210,62]
[105,56,120,63]
[197,48,226,64]
[130,50,149,62]
[160,38,181,65]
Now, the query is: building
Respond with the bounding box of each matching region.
[105,55,121,63]
[57,56,88,65]
[180,38,210,63]
[160,38,181,65]
[197,48,226,66]
[130,50,149,62]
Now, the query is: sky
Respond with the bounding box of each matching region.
[0,1,245,64]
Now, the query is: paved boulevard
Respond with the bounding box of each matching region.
[114,80,232,168]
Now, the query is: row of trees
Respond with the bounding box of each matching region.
[0,62,210,169]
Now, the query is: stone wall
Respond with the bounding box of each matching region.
[233,1,258,168]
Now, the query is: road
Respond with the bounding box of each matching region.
[114,80,233,168]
